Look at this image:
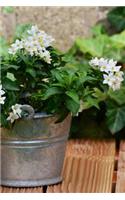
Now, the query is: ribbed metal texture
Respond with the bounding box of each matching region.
[0,113,71,187]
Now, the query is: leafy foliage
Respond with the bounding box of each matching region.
[107,7,125,33]
[68,24,125,136]
[2,6,15,14]
[1,25,106,128]
[14,24,32,40]
[1,45,66,125]
[106,102,125,134]
[1,23,125,137]
[32,62,102,117]
[0,36,9,57]
[71,25,125,62]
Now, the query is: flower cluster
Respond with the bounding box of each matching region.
[89,57,124,91]
[0,84,6,105]
[7,104,22,123]
[8,25,55,64]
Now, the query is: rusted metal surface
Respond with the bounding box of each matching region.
[1,113,71,187]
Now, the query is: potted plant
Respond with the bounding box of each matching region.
[0,25,73,187]
[0,25,96,187]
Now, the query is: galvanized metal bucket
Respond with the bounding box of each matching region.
[0,108,71,187]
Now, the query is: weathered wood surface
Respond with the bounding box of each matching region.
[0,186,43,193]
[0,139,116,193]
[47,140,115,193]
[116,141,125,193]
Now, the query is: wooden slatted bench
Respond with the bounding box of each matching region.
[0,139,124,193]
[0,186,43,193]
[116,141,125,192]
[47,140,115,193]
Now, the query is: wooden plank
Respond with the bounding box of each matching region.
[116,140,125,193]
[47,140,115,193]
[0,186,43,193]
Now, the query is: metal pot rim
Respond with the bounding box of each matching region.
[1,134,68,146]
[1,113,71,144]
[33,112,53,119]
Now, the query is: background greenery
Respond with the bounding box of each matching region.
[68,7,125,140]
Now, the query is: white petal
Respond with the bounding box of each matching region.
[0,96,6,104]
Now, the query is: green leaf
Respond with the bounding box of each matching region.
[93,88,107,101]
[51,70,64,83]
[91,24,106,36]
[82,97,100,110]
[1,64,20,71]
[108,87,125,105]
[6,72,16,82]
[18,54,31,64]
[76,35,109,57]
[55,110,69,123]
[106,105,125,134]
[108,7,125,32]
[65,97,80,115]
[73,28,125,62]
[3,78,19,91]
[26,68,36,78]
[43,87,62,100]
[111,31,125,48]
[51,83,65,88]
[66,91,79,104]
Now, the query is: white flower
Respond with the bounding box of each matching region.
[42,50,52,64]
[111,65,121,72]
[89,57,124,91]
[36,47,52,63]
[89,58,120,73]
[107,59,117,71]
[0,84,5,96]
[24,41,36,56]
[0,96,6,104]
[111,82,121,91]
[11,104,22,117]
[106,59,121,73]
[103,73,115,86]
[97,58,110,73]
[8,25,54,63]
[89,57,99,67]
[98,58,108,67]
[0,84,6,104]
[7,112,19,123]
[108,77,121,91]
[7,104,23,123]
[8,39,23,55]
[8,48,16,55]
[99,65,110,73]
[37,46,46,57]
[115,71,124,81]
[103,72,123,91]
[42,78,49,83]
[27,25,39,35]
[26,26,55,49]
[42,34,55,48]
